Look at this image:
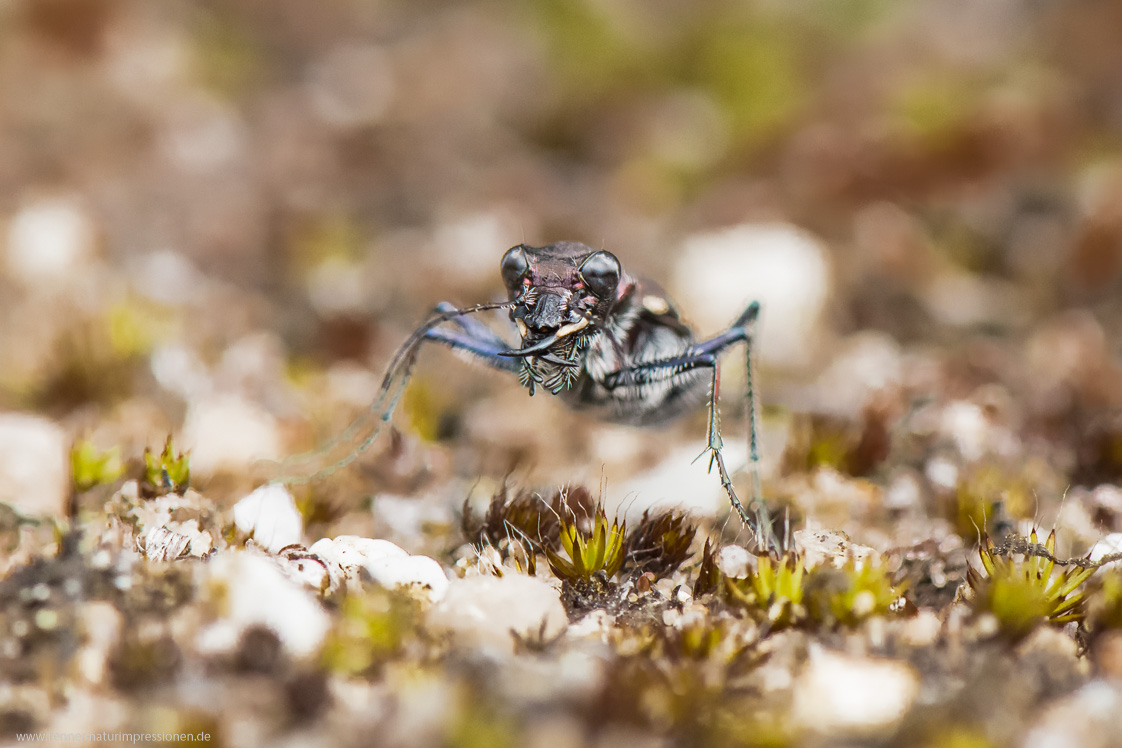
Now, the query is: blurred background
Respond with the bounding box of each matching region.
[2,0,1122,548]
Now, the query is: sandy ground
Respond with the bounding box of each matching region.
[4,1,1122,746]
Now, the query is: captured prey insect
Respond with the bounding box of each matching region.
[275,242,784,553]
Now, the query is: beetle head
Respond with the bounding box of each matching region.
[499,242,624,356]
[496,241,628,394]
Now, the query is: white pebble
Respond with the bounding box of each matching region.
[1090,534,1122,568]
[182,395,282,476]
[76,601,122,685]
[1024,680,1122,748]
[0,413,68,518]
[427,575,568,656]
[614,445,727,520]
[160,95,246,173]
[941,401,990,462]
[794,528,877,569]
[141,526,191,562]
[143,519,212,560]
[4,195,96,285]
[792,646,919,734]
[197,551,331,658]
[674,223,831,368]
[233,484,303,554]
[129,250,205,307]
[716,545,754,578]
[813,332,903,416]
[372,494,452,546]
[366,554,449,602]
[430,211,521,287]
[309,535,408,574]
[925,456,959,491]
[150,344,212,401]
[276,547,335,593]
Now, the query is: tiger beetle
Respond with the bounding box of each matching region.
[277,241,785,554]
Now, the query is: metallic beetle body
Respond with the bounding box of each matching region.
[286,241,782,552]
[500,242,708,425]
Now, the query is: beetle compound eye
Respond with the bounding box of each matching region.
[578,251,621,299]
[500,245,530,290]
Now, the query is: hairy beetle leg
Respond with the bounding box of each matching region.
[600,301,784,554]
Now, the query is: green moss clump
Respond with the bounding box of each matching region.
[320,588,418,678]
[806,557,904,627]
[143,436,191,497]
[725,553,808,631]
[445,685,518,748]
[888,73,980,147]
[546,506,625,583]
[687,19,807,147]
[949,464,1034,540]
[724,550,906,631]
[70,439,123,493]
[966,529,1096,642]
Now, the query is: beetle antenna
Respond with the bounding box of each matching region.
[264,301,515,485]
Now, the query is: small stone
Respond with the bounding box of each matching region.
[939,400,1019,462]
[1093,631,1122,680]
[791,468,883,524]
[565,610,615,642]
[197,551,331,658]
[614,445,727,519]
[181,395,282,477]
[717,545,754,578]
[675,223,831,368]
[1091,485,1122,517]
[233,484,303,554]
[0,414,68,518]
[1090,533,1122,567]
[813,332,903,417]
[1024,680,1122,748]
[884,470,923,511]
[900,610,942,648]
[76,602,122,685]
[276,546,336,593]
[427,575,568,656]
[4,195,96,285]
[430,211,521,287]
[366,555,449,603]
[130,250,204,307]
[792,646,919,735]
[925,456,959,491]
[141,526,191,562]
[794,528,876,569]
[35,610,59,631]
[308,536,408,577]
[371,495,452,547]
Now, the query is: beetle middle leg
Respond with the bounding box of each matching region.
[602,302,784,553]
